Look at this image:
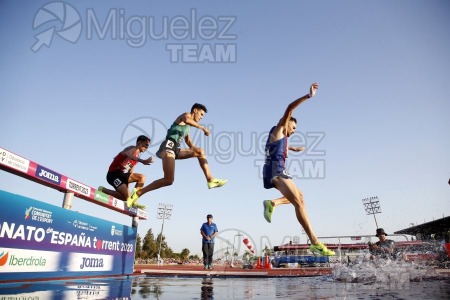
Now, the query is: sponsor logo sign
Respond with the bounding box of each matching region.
[0,247,61,272]
[136,209,148,220]
[111,225,123,237]
[0,148,30,173]
[25,206,54,224]
[67,252,114,271]
[94,190,110,204]
[66,178,90,197]
[72,219,98,232]
[110,197,125,210]
[35,164,61,185]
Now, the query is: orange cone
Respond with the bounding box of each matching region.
[264,256,271,269]
[256,257,263,269]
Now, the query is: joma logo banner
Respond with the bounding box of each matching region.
[36,165,61,184]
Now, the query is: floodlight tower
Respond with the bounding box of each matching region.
[157,203,173,261]
[362,196,381,228]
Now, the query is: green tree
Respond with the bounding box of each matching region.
[180,248,190,262]
[156,232,173,258]
[135,233,142,259]
[189,254,200,261]
[142,229,158,259]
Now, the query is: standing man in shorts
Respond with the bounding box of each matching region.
[99,135,153,208]
[262,83,335,256]
[128,103,227,205]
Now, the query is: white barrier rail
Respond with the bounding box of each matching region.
[0,146,147,221]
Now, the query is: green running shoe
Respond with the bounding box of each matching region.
[309,242,335,256]
[263,200,274,223]
[207,178,228,189]
[126,189,140,208]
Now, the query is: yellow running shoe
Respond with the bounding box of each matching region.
[126,189,139,208]
[207,178,228,189]
[134,203,146,210]
[263,200,274,223]
[309,242,335,256]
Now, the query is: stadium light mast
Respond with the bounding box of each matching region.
[362,196,381,228]
[157,203,173,263]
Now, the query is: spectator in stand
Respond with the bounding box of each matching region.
[368,228,395,259]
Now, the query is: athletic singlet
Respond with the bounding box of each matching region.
[264,126,288,170]
[108,151,138,173]
[166,122,191,144]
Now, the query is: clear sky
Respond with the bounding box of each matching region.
[1,0,449,257]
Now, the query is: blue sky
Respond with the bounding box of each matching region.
[1,0,449,257]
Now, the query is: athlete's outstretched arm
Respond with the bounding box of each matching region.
[288,146,305,152]
[181,112,210,136]
[277,83,318,128]
[122,146,153,164]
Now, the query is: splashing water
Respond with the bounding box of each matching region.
[333,254,443,288]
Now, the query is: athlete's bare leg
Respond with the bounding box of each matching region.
[177,147,214,182]
[136,152,176,197]
[101,186,127,200]
[273,176,319,245]
[267,196,291,208]
[130,173,146,190]
[101,173,145,200]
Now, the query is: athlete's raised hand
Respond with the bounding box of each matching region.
[309,82,319,98]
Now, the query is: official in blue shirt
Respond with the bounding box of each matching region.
[200,214,218,269]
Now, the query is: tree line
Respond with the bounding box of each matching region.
[134,228,200,262]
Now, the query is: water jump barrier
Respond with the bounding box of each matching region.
[0,146,147,283]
